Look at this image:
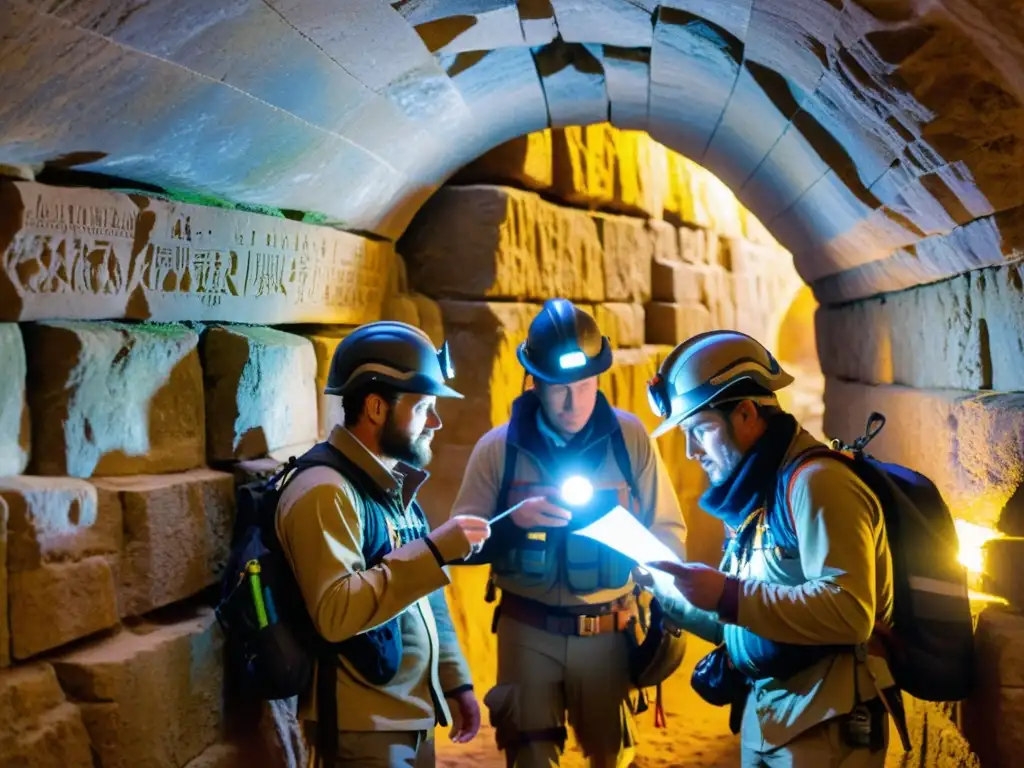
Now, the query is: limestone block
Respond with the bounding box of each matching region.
[0,663,93,768]
[411,293,445,347]
[91,470,235,618]
[973,607,1024,689]
[550,0,653,48]
[648,219,680,263]
[594,303,645,349]
[433,301,536,447]
[591,213,653,303]
[601,47,653,130]
[25,321,204,478]
[0,324,29,475]
[397,1,525,55]
[678,225,720,266]
[532,40,608,128]
[1,477,119,660]
[812,205,1024,304]
[816,263,1024,391]
[303,327,350,441]
[551,126,666,218]
[822,379,1024,532]
[648,7,743,160]
[382,293,421,327]
[400,185,605,302]
[597,347,660,424]
[645,302,713,345]
[0,181,395,324]
[451,130,553,190]
[10,558,119,661]
[201,326,318,462]
[52,608,223,768]
[0,497,6,668]
[983,538,1024,610]
[651,259,700,303]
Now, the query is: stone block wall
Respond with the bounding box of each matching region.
[399,124,809,695]
[0,179,427,768]
[0,132,813,765]
[819,259,1024,765]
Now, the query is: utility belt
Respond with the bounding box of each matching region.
[497,592,636,637]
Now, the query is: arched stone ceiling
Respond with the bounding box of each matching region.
[2,0,1023,302]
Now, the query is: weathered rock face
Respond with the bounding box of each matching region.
[52,608,224,768]
[303,327,350,441]
[823,379,1024,533]
[451,130,553,190]
[0,477,120,660]
[817,262,1024,391]
[0,323,29,475]
[0,181,396,325]
[91,470,235,618]
[0,663,93,767]
[399,185,606,301]
[201,325,318,462]
[24,321,205,478]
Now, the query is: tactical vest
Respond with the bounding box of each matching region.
[287,442,431,684]
[491,392,645,596]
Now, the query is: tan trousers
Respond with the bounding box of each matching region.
[484,614,637,768]
[330,730,434,767]
[741,717,889,768]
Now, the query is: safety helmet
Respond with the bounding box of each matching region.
[647,330,792,438]
[517,298,613,385]
[324,320,463,399]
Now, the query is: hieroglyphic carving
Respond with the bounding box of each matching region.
[0,181,394,323]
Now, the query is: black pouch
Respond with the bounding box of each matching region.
[840,695,887,752]
[690,643,750,708]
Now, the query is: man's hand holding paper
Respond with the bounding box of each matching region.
[574,506,728,613]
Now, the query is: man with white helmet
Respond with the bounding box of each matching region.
[275,321,490,766]
[644,330,896,767]
[450,298,688,768]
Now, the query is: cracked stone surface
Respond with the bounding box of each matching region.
[0,0,1021,302]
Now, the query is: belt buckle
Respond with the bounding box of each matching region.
[577,615,599,637]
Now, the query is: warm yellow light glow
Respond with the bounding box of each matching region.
[954,519,1004,574]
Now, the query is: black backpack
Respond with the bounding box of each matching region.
[216,442,393,766]
[780,412,976,702]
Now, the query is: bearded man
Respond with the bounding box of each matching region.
[275,321,491,767]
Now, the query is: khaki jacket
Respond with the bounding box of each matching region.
[451,405,688,607]
[275,427,473,732]
[661,426,896,751]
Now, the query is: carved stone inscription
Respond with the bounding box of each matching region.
[0,181,394,323]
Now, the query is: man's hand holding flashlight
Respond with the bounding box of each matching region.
[506,496,573,529]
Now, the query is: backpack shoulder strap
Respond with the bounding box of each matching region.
[495,439,519,516]
[610,424,639,499]
[772,445,839,548]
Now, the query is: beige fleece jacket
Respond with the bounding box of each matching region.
[275,426,473,732]
[660,426,896,751]
[450,407,688,607]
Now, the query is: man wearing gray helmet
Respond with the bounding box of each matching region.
[450,298,688,768]
[643,330,896,768]
[275,321,490,767]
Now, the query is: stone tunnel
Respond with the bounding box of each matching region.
[1,1,1023,766]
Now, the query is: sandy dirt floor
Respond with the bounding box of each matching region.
[435,637,740,768]
[436,637,909,768]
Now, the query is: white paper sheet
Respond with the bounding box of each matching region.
[572,505,684,566]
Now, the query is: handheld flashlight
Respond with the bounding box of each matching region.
[489,475,595,524]
[559,475,594,507]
